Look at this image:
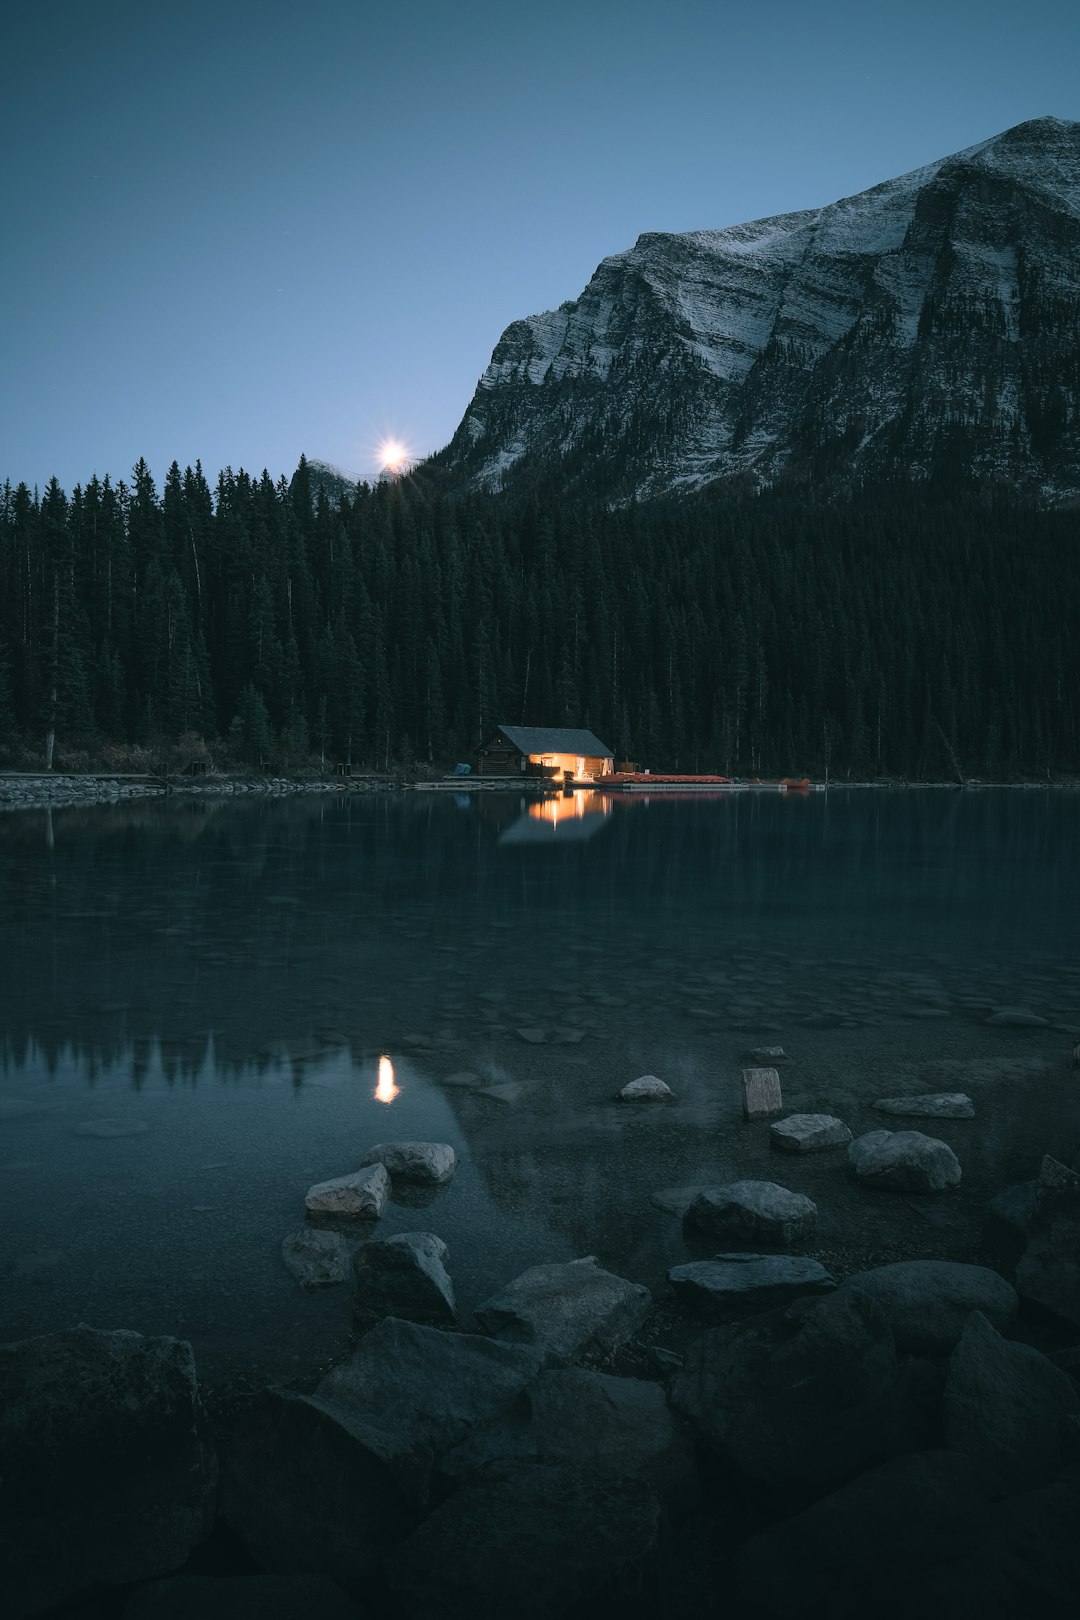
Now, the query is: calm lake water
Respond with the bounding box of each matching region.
[1,787,1078,1382]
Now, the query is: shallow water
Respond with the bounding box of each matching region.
[1,787,1078,1381]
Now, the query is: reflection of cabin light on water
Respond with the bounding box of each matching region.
[375,1055,399,1103]
[527,791,610,828]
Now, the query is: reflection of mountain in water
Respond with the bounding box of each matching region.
[498,792,612,846]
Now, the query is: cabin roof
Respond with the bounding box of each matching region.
[493,725,614,758]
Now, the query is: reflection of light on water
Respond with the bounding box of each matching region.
[375,1055,399,1104]
[528,791,610,828]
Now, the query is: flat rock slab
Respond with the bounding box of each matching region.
[384,1463,662,1620]
[1,1325,217,1620]
[742,1067,783,1120]
[123,1574,363,1620]
[873,1092,975,1119]
[617,1075,673,1101]
[353,1231,456,1327]
[838,1260,1018,1354]
[750,1046,789,1064]
[986,1007,1049,1027]
[848,1130,961,1193]
[475,1256,651,1367]
[281,1226,351,1290]
[361,1141,456,1184]
[770,1113,852,1154]
[685,1181,818,1246]
[944,1311,1080,1492]
[669,1253,834,1321]
[304,1162,389,1218]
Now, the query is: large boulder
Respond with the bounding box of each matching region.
[837,1261,1018,1355]
[304,1161,389,1218]
[361,1141,456,1183]
[736,1450,991,1618]
[922,1465,1080,1618]
[440,1367,699,1516]
[943,1311,1079,1491]
[769,1114,852,1154]
[0,1325,217,1620]
[1015,1156,1080,1326]
[670,1288,899,1490]
[684,1181,817,1246]
[848,1129,961,1193]
[281,1226,351,1290]
[353,1231,456,1327]
[124,1574,362,1620]
[982,1180,1037,1279]
[669,1253,835,1322]
[220,1319,542,1590]
[384,1462,662,1620]
[475,1257,651,1367]
[873,1092,975,1119]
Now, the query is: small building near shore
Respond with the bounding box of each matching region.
[477,725,614,780]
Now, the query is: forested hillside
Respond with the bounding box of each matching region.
[0,454,1076,779]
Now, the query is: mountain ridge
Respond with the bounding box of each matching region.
[438,117,1080,504]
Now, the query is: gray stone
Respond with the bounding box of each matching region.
[617,1074,673,1100]
[0,1325,217,1620]
[475,1256,651,1367]
[848,1129,962,1192]
[837,1260,1018,1355]
[361,1140,456,1184]
[123,1574,362,1620]
[986,1007,1049,1027]
[770,1113,852,1153]
[944,1311,1080,1490]
[742,1066,783,1119]
[304,1161,389,1218]
[1015,1156,1080,1327]
[669,1253,835,1321]
[281,1226,351,1290]
[982,1180,1037,1277]
[751,1045,789,1064]
[873,1092,975,1119]
[684,1181,818,1246]
[384,1463,662,1620]
[440,1367,699,1516]
[736,1451,992,1619]
[671,1288,899,1489]
[220,1320,542,1590]
[353,1231,456,1327]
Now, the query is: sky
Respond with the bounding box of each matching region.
[2,0,1078,493]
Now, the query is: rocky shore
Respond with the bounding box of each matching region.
[0,773,400,813]
[3,1102,1079,1620]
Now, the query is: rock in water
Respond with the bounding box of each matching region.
[751,1046,789,1064]
[837,1260,1018,1354]
[769,1113,852,1153]
[848,1129,961,1192]
[475,1256,651,1367]
[617,1074,673,1101]
[684,1181,818,1246]
[220,1321,542,1590]
[742,1066,783,1120]
[123,1574,363,1620]
[986,1007,1049,1028]
[669,1253,835,1321]
[281,1227,350,1290]
[944,1311,1080,1491]
[384,1463,662,1620]
[0,1325,217,1620]
[353,1231,456,1327]
[361,1141,456,1184]
[671,1289,899,1489]
[873,1092,975,1119]
[304,1161,389,1218]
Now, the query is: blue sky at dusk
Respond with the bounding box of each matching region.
[3,0,1077,492]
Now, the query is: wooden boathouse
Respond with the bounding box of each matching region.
[477,725,614,781]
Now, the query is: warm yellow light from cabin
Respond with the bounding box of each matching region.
[528,791,600,826]
[375,1054,399,1103]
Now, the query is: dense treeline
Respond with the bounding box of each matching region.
[0,455,1077,778]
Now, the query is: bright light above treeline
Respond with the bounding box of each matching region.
[378,438,409,473]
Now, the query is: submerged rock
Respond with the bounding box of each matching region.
[848,1129,962,1192]
[837,1260,1018,1355]
[986,1007,1049,1028]
[617,1074,673,1101]
[353,1231,456,1327]
[304,1162,390,1218]
[684,1181,818,1246]
[361,1141,456,1184]
[281,1226,351,1290]
[982,1181,1037,1278]
[769,1113,852,1153]
[475,1256,651,1367]
[873,1092,975,1119]
[0,1325,217,1620]
[669,1253,835,1321]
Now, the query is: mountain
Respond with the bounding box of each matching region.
[439,117,1080,504]
[305,458,362,506]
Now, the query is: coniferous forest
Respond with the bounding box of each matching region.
[0,453,1077,780]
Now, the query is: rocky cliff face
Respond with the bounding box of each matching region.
[441,118,1080,503]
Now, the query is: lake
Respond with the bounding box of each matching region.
[1,786,1078,1384]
